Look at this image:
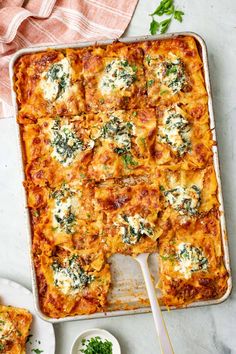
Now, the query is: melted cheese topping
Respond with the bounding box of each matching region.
[100,115,135,154]
[50,121,94,166]
[52,256,93,295]
[0,317,14,341]
[164,185,201,215]
[159,108,191,155]
[52,186,77,234]
[40,58,71,101]
[156,54,186,94]
[117,214,154,245]
[174,243,208,279]
[100,59,137,95]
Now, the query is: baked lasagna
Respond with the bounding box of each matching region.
[14,35,229,318]
[0,305,32,353]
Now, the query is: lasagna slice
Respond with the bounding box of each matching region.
[95,177,162,255]
[157,166,219,226]
[0,305,32,354]
[158,211,228,306]
[154,103,213,169]
[26,181,104,251]
[33,244,111,318]
[87,109,157,181]
[143,36,207,106]
[82,42,147,111]
[22,116,94,187]
[15,48,85,123]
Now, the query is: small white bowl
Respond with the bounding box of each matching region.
[71,328,121,354]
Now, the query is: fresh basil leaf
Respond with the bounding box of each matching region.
[160,18,172,34]
[150,0,172,16]
[150,18,160,35]
[150,3,165,16]
[149,1,184,35]
[163,0,173,10]
[174,10,184,22]
[165,4,175,15]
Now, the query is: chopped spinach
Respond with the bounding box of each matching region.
[50,183,74,200]
[52,255,94,292]
[157,58,186,93]
[158,110,191,155]
[51,121,86,166]
[163,185,201,215]
[175,243,208,278]
[101,116,135,155]
[51,184,77,234]
[46,62,69,100]
[54,206,76,234]
[101,59,137,93]
[120,214,153,245]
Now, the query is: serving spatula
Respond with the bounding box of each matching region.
[135,253,174,354]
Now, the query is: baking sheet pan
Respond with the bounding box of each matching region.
[9,32,232,323]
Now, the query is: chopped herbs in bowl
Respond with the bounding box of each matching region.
[71,329,121,354]
[81,336,112,354]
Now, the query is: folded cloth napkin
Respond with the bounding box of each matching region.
[0,0,138,118]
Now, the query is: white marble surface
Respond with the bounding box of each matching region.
[0,0,236,353]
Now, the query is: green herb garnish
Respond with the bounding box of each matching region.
[46,63,69,100]
[149,0,184,35]
[101,115,134,156]
[51,120,85,166]
[147,79,155,87]
[139,137,147,149]
[51,184,77,234]
[160,89,169,95]
[160,254,176,262]
[31,349,44,354]
[81,336,112,354]
[121,153,138,168]
[26,334,33,344]
[52,255,94,291]
[32,210,39,217]
[120,214,153,245]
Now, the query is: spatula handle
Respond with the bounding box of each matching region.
[136,253,174,354]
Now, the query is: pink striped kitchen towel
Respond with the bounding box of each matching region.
[0,0,138,119]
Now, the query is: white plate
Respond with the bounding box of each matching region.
[71,328,121,354]
[0,277,55,354]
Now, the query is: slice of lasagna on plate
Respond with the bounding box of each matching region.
[0,304,32,353]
